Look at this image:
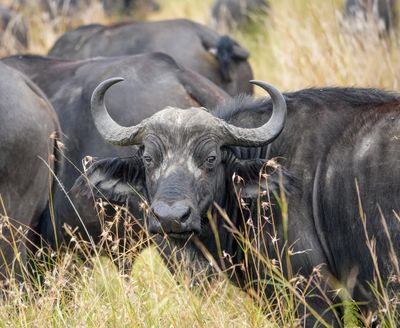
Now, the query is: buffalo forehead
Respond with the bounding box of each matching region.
[149,107,218,127]
[146,106,222,141]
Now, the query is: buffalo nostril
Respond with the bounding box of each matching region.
[180,207,191,223]
[151,201,192,230]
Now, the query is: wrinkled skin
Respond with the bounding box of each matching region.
[2,53,230,257]
[81,82,400,327]
[48,19,253,96]
[0,62,60,281]
[343,0,398,33]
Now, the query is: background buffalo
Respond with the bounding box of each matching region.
[343,0,398,34]
[0,4,28,54]
[101,0,159,16]
[0,62,61,282]
[48,19,254,96]
[211,0,269,31]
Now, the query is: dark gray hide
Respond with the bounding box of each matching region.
[2,53,230,257]
[0,62,61,281]
[48,19,253,96]
[343,0,398,33]
[101,0,160,16]
[16,0,90,18]
[0,5,28,51]
[84,81,400,327]
[211,0,269,31]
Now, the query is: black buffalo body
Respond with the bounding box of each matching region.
[101,0,160,16]
[48,19,253,96]
[16,0,90,18]
[0,5,28,52]
[2,53,230,254]
[344,0,398,33]
[81,78,400,326]
[0,63,61,280]
[211,0,269,31]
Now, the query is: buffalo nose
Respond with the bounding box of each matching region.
[150,201,191,233]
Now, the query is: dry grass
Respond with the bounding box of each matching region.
[3,0,400,91]
[147,0,400,92]
[0,221,272,327]
[1,0,400,327]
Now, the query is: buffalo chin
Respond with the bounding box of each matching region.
[150,230,199,242]
[166,232,197,241]
[152,234,212,279]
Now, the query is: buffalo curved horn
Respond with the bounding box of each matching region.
[221,80,287,147]
[91,77,146,146]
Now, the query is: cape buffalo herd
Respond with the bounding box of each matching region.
[1,1,400,327]
[2,53,229,260]
[48,19,254,96]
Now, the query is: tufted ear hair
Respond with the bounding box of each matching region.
[226,155,297,199]
[70,155,146,207]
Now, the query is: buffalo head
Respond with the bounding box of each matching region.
[90,78,287,240]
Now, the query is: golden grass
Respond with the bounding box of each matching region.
[1,0,400,327]
[145,0,400,91]
[4,0,400,91]
[0,244,272,328]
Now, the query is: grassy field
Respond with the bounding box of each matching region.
[1,0,400,327]
[5,0,400,91]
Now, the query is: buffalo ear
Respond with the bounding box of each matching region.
[232,44,249,60]
[230,158,296,199]
[70,155,146,206]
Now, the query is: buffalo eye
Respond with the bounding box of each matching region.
[204,152,217,169]
[207,156,216,164]
[143,154,153,167]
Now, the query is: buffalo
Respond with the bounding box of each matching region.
[16,0,91,18]
[101,0,160,16]
[343,0,398,34]
[48,19,253,96]
[0,62,61,282]
[211,0,269,31]
[78,77,400,326]
[2,53,230,263]
[0,5,28,54]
